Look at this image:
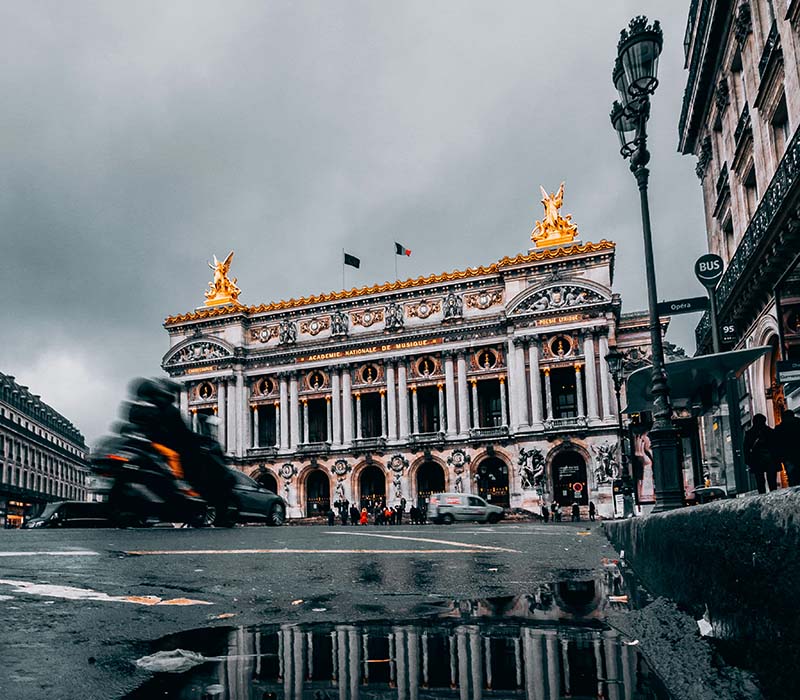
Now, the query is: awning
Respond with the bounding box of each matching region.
[624,346,772,414]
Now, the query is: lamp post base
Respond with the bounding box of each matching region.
[649,425,684,512]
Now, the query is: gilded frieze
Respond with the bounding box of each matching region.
[251,326,279,343]
[351,308,384,328]
[299,317,331,336]
[465,289,503,310]
[405,299,441,319]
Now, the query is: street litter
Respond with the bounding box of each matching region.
[312,607,327,612]
[697,618,713,636]
[487,568,498,572]
[622,639,639,646]
[291,599,303,605]
[608,595,628,603]
[210,613,236,619]
[135,649,211,673]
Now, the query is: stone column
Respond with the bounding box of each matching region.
[275,400,282,449]
[500,375,508,427]
[437,383,446,433]
[457,353,469,436]
[545,629,560,700]
[217,380,227,450]
[380,389,387,438]
[386,362,398,441]
[331,369,342,446]
[355,393,363,439]
[411,386,419,434]
[398,363,410,439]
[179,386,189,422]
[515,339,529,427]
[342,366,353,446]
[289,374,300,450]
[544,368,553,421]
[575,363,585,418]
[444,353,457,437]
[253,406,260,448]
[237,372,248,456]
[228,378,237,456]
[599,333,614,422]
[506,339,519,429]
[528,340,544,429]
[583,333,601,425]
[326,396,332,442]
[302,400,309,444]
[470,379,479,429]
[191,409,199,432]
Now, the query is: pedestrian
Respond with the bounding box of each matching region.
[571,502,580,522]
[359,507,368,525]
[541,504,549,523]
[743,413,781,494]
[396,503,404,525]
[774,409,800,486]
[340,506,348,526]
[349,505,359,525]
[589,501,596,522]
[551,502,561,522]
[327,509,335,526]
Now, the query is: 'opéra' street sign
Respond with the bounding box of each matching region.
[694,254,724,288]
[656,296,709,316]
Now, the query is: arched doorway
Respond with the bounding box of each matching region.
[306,470,330,517]
[552,451,588,506]
[415,461,445,505]
[359,465,386,512]
[475,457,509,507]
[256,471,278,494]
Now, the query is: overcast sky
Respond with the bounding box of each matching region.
[0,1,708,445]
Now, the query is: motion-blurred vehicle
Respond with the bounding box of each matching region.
[221,467,285,526]
[427,492,504,524]
[692,486,729,504]
[23,501,122,529]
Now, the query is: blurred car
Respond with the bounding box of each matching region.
[692,486,729,505]
[24,501,120,529]
[427,492,504,524]
[212,467,286,526]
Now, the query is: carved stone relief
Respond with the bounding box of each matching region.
[168,341,231,365]
[465,289,503,310]
[516,286,604,313]
[351,308,384,328]
[406,300,441,319]
[251,325,279,343]
[300,317,331,336]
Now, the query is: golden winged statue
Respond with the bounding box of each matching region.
[204,251,242,306]
[531,182,579,248]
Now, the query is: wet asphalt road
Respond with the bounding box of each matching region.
[0,521,616,699]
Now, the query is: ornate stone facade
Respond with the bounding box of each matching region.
[163,237,652,520]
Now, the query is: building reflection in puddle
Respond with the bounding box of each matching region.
[128,577,669,700]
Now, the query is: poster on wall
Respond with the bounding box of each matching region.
[631,429,655,504]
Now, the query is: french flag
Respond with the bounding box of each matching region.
[395,242,412,256]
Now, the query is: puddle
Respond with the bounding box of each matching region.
[126,571,671,699]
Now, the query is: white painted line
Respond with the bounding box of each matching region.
[124,548,494,556]
[0,579,212,606]
[323,531,520,553]
[0,550,100,557]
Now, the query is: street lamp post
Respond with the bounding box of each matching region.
[606,346,635,517]
[610,16,683,512]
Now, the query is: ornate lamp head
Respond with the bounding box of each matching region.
[605,346,624,388]
[617,16,663,98]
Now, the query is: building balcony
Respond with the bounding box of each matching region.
[696,128,800,349]
[758,21,780,78]
[543,416,589,432]
[733,103,751,147]
[247,445,279,458]
[295,442,331,456]
[468,425,510,441]
[408,431,447,448]
[352,436,387,452]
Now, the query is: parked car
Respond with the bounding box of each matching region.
[212,467,286,526]
[23,501,120,529]
[427,492,504,524]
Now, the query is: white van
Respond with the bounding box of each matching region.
[427,492,504,524]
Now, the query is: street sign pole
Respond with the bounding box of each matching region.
[708,287,721,354]
[695,253,725,354]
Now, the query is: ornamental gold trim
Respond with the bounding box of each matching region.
[165,240,614,325]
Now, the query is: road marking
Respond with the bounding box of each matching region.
[0,579,212,606]
[0,550,100,557]
[324,531,520,553]
[124,548,496,556]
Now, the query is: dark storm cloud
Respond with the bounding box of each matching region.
[0,1,708,442]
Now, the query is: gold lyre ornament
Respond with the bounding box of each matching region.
[204,251,242,307]
[531,182,579,248]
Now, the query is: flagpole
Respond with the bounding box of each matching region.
[394,250,398,281]
[342,248,345,289]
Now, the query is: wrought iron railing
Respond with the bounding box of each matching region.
[758,21,780,77]
[733,103,751,146]
[468,426,510,440]
[543,416,589,431]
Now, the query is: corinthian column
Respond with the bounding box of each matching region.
[342,366,353,446]
[355,393,363,439]
[444,353,457,437]
[398,363,409,439]
[457,353,469,436]
[217,380,227,450]
[515,339,529,428]
[252,405,259,448]
[471,380,479,429]
[506,339,519,429]
[528,340,544,429]
[500,375,508,427]
[437,383,445,433]
[411,386,419,434]
[544,368,553,421]
[179,386,189,422]
[331,369,342,446]
[289,373,300,449]
[302,400,309,444]
[275,400,282,449]
[599,332,614,423]
[237,372,248,456]
[575,363,585,418]
[380,389,387,438]
[583,333,601,425]
[386,362,398,441]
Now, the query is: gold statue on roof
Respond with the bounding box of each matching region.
[531,182,579,248]
[204,251,241,306]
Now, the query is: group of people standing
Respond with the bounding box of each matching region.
[743,410,800,493]
[328,498,428,526]
[540,501,597,523]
